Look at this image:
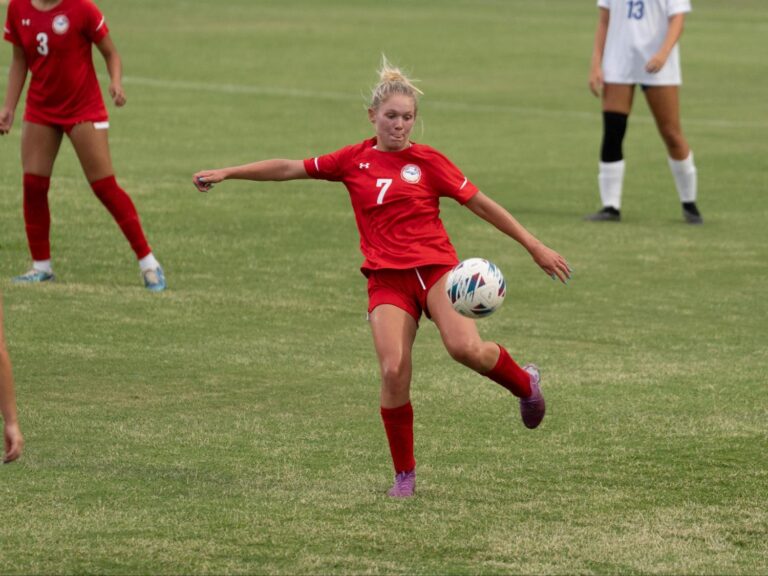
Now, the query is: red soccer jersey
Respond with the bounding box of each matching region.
[304,137,479,273]
[3,0,109,123]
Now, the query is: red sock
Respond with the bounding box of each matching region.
[380,402,416,473]
[483,344,532,398]
[90,175,151,259]
[23,173,52,261]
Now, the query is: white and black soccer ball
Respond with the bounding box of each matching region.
[445,258,506,319]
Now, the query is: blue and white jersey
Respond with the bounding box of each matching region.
[598,0,691,85]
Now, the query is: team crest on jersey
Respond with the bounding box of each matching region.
[52,15,70,35]
[400,164,421,184]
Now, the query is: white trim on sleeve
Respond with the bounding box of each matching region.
[667,0,692,16]
[313,157,320,172]
[95,17,106,31]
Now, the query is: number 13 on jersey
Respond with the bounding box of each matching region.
[627,0,644,19]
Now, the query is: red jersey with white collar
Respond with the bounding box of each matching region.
[3,0,109,123]
[304,137,479,273]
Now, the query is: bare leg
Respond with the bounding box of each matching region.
[427,272,500,372]
[369,304,418,408]
[67,121,114,182]
[644,85,689,160]
[21,121,63,177]
[602,83,635,114]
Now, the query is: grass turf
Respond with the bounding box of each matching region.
[1,0,766,573]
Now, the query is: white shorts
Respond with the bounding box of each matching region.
[603,48,683,86]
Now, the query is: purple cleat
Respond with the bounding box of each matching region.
[387,469,416,498]
[520,364,546,429]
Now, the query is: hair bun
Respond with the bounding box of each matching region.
[370,55,424,111]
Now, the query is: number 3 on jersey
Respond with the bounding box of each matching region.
[376,178,392,205]
[627,0,644,19]
[36,32,49,56]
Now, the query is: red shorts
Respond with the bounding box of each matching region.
[24,108,109,135]
[367,264,455,323]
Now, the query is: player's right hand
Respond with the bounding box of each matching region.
[3,422,24,463]
[588,67,603,98]
[0,108,14,135]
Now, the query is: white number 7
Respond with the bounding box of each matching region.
[376,178,392,205]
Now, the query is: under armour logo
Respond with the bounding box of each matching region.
[22,19,31,26]
[359,163,370,169]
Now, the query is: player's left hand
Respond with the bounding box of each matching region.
[109,83,127,107]
[0,107,14,135]
[645,53,668,74]
[3,422,24,464]
[530,243,572,284]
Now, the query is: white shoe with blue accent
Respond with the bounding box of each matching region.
[142,266,166,292]
[12,269,55,283]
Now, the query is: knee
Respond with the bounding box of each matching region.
[445,338,484,368]
[379,356,410,389]
[659,125,687,152]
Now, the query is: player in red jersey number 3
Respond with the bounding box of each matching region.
[1,0,165,290]
[193,60,572,498]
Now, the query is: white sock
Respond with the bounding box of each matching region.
[138,253,160,272]
[668,152,697,203]
[598,160,625,210]
[33,260,53,274]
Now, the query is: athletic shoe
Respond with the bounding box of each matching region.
[584,207,621,222]
[520,364,546,429]
[682,202,703,225]
[387,469,416,498]
[12,269,55,283]
[142,266,166,292]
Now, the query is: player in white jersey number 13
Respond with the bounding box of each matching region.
[586,0,702,224]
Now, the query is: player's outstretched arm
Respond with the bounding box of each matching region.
[193,159,309,192]
[464,192,572,283]
[0,46,28,135]
[0,299,24,464]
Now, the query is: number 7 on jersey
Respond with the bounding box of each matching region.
[376,178,392,205]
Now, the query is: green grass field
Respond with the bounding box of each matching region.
[1,0,767,573]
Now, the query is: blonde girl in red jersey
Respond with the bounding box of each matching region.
[1,0,165,291]
[0,295,24,463]
[193,59,571,498]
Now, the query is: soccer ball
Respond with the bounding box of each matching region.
[445,258,506,319]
